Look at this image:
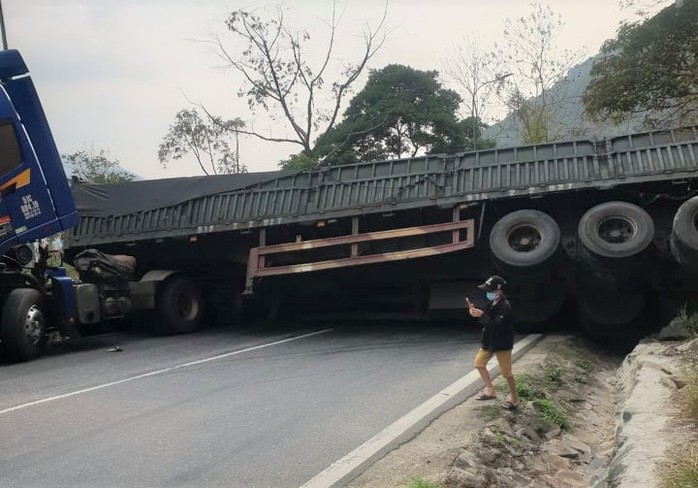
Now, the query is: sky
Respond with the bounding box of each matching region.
[3,0,634,180]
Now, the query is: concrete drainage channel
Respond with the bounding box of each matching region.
[300,334,543,488]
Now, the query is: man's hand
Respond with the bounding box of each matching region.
[468,306,483,318]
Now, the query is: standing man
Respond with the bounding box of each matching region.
[467,275,519,410]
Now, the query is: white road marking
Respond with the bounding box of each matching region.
[1,328,334,416]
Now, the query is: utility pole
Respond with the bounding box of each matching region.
[0,0,7,50]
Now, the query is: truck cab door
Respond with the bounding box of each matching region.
[0,50,78,256]
[0,98,61,255]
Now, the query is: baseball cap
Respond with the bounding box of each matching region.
[477,275,507,292]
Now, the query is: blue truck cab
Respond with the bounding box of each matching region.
[0,50,80,361]
[0,49,78,246]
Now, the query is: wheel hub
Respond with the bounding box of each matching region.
[598,217,635,244]
[24,304,44,346]
[507,224,543,253]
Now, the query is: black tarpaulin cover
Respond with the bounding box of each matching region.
[70,171,289,217]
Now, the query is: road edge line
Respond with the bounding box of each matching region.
[299,333,544,488]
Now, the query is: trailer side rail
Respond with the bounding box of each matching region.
[244,219,475,294]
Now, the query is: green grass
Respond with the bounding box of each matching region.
[534,399,570,430]
[542,359,564,387]
[677,305,698,337]
[476,405,502,421]
[408,477,442,488]
[659,448,698,488]
[514,373,545,401]
[683,369,698,426]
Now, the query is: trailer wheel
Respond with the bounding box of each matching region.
[576,288,644,326]
[489,210,560,274]
[509,282,566,332]
[0,288,47,361]
[578,202,654,270]
[670,196,698,268]
[157,277,203,334]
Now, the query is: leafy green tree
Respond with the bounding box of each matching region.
[64,149,134,184]
[457,117,496,151]
[310,64,469,166]
[279,152,318,170]
[583,0,698,126]
[158,108,246,175]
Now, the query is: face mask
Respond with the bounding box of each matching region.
[486,292,496,301]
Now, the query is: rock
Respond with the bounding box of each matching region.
[580,409,602,427]
[524,456,550,476]
[543,425,562,440]
[475,445,504,465]
[542,439,580,459]
[658,317,691,340]
[538,453,574,471]
[670,376,687,389]
[453,451,478,470]
[556,469,587,486]
[562,433,591,455]
[446,465,501,488]
[486,418,515,437]
[517,425,541,442]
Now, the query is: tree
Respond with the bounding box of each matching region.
[63,149,135,184]
[211,2,387,158]
[619,0,672,18]
[444,35,510,149]
[311,64,470,166]
[498,3,585,144]
[158,108,246,175]
[583,0,698,127]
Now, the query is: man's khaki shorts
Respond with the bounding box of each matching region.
[474,348,513,377]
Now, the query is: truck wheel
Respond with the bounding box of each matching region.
[577,201,654,271]
[489,210,560,274]
[670,196,698,268]
[509,282,566,331]
[1,288,47,361]
[576,288,644,326]
[157,277,203,334]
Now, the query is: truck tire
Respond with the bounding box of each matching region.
[156,277,203,334]
[489,210,560,275]
[0,288,47,361]
[577,201,654,271]
[509,282,566,332]
[576,288,644,326]
[670,196,698,268]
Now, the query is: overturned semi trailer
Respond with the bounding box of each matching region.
[63,126,698,339]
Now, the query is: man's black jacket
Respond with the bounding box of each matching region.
[479,297,514,351]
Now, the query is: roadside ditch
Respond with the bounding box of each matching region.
[345,317,698,488]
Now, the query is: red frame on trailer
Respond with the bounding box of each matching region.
[244,218,475,294]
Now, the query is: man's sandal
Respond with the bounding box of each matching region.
[500,400,519,410]
[476,393,497,401]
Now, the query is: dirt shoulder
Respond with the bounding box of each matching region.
[345,335,621,488]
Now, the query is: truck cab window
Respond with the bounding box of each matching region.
[0,122,21,176]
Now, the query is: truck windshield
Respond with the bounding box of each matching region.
[0,121,21,176]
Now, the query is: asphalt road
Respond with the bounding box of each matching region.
[0,321,483,488]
